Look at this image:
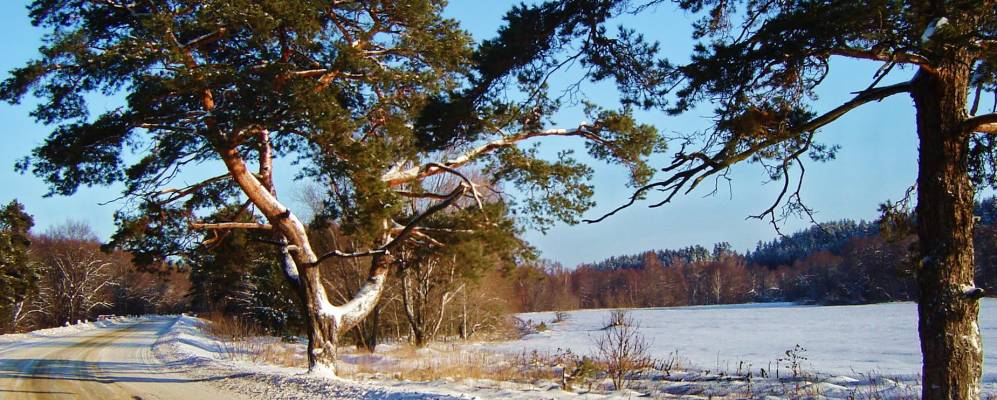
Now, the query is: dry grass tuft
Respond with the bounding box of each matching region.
[340,344,522,382]
[203,312,305,368]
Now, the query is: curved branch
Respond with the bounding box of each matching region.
[966,113,997,134]
[585,81,912,223]
[423,163,486,211]
[747,132,814,234]
[315,185,468,264]
[381,123,602,186]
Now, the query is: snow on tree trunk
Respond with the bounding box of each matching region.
[912,59,983,400]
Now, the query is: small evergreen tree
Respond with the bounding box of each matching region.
[0,200,38,332]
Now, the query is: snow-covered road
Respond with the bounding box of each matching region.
[0,318,248,400]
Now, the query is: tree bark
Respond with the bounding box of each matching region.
[220,145,393,375]
[912,60,983,400]
[299,263,339,371]
[299,252,391,372]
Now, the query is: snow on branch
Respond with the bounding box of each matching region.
[95,0,150,16]
[380,123,605,187]
[189,221,273,230]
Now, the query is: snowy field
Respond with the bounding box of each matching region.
[6,302,997,399]
[485,299,997,379]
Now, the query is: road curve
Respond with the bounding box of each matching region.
[0,318,249,400]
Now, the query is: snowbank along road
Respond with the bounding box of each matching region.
[0,318,248,400]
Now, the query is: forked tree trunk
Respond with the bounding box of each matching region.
[222,146,393,375]
[912,60,983,399]
[299,263,340,370]
[297,253,392,373]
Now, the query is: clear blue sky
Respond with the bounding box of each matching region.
[0,1,956,267]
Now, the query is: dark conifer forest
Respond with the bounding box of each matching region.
[509,196,997,311]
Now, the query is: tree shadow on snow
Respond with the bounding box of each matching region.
[0,358,249,384]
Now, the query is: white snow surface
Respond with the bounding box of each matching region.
[155,314,655,399]
[158,301,997,398]
[0,317,126,347]
[153,314,477,399]
[10,301,996,398]
[486,300,997,380]
[157,299,997,400]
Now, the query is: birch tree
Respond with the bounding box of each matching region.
[28,223,117,326]
[2,0,665,374]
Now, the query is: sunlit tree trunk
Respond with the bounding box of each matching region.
[912,58,983,400]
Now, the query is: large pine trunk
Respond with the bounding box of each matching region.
[912,61,983,399]
[298,252,392,373]
[299,264,340,372]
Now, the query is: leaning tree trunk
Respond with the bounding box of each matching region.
[912,60,983,400]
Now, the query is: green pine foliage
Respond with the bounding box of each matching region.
[0,201,38,310]
[2,0,667,259]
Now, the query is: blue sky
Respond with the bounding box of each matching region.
[0,1,945,267]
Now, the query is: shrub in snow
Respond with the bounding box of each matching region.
[604,309,630,329]
[513,317,548,336]
[596,310,652,390]
[553,311,569,324]
[777,344,809,379]
[563,355,599,392]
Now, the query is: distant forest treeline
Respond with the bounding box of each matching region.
[510,197,997,311]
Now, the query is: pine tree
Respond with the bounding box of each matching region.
[576,0,995,397]
[0,200,38,332]
[2,0,663,373]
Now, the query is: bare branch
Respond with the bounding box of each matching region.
[970,83,983,116]
[183,28,228,49]
[409,230,445,247]
[829,47,930,66]
[152,174,232,204]
[394,190,454,200]
[585,81,912,223]
[189,221,273,230]
[315,185,468,264]
[424,163,486,211]
[381,123,605,186]
[747,132,814,233]
[966,113,997,134]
